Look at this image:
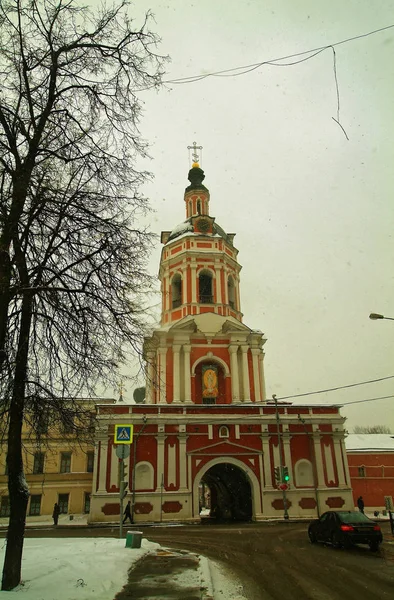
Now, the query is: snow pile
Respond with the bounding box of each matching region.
[0,537,159,600]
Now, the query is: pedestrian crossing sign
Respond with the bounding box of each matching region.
[114,424,133,444]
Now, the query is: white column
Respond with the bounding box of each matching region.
[332,436,346,486]
[179,432,188,490]
[156,431,166,492]
[229,345,240,402]
[145,351,156,404]
[191,264,197,303]
[241,346,250,401]
[340,438,352,486]
[183,345,192,403]
[282,435,293,482]
[223,269,229,305]
[215,265,222,304]
[158,347,167,404]
[251,349,261,402]
[173,344,181,402]
[261,434,273,489]
[313,433,325,487]
[97,434,108,493]
[259,353,266,401]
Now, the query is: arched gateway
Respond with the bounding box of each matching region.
[193,457,261,521]
[89,152,354,525]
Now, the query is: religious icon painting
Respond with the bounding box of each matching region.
[202,364,219,398]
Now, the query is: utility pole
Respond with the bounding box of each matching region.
[273,394,289,520]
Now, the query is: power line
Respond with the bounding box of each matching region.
[162,23,394,86]
[274,375,394,402]
[340,394,394,407]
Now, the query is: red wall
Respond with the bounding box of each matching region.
[348,452,394,507]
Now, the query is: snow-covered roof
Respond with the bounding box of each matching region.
[166,218,234,245]
[345,434,394,452]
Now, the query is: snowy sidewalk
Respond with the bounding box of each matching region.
[0,536,247,600]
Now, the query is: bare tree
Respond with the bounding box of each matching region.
[353,425,392,434]
[0,0,166,589]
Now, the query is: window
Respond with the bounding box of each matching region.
[37,414,49,435]
[61,410,74,434]
[60,452,72,473]
[86,451,94,473]
[33,452,45,474]
[228,276,236,309]
[358,466,366,477]
[135,462,154,490]
[197,199,201,214]
[219,426,230,438]
[295,459,314,487]
[58,493,69,514]
[0,496,10,518]
[29,495,42,516]
[171,274,182,308]
[84,492,91,514]
[199,271,213,303]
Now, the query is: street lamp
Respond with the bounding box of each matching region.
[369,313,394,321]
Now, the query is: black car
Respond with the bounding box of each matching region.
[308,511,383,551]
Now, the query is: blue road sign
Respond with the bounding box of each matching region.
[114,424,133,444]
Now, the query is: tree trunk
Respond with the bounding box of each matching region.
[1,292,32,591]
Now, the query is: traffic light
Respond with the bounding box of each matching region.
[274,466,281,483]
[120,481,128,499]
[282,466,290,482]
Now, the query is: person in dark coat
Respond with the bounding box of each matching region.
[52,502,60,525]
[357,496,365,513]
[123,500,133,524]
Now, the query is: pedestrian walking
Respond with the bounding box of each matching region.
[357,496,365,514]
[123,500,133,524]
[52,502,60,526]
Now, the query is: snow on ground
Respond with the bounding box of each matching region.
[0,536,249,600]
[0,537,160,600]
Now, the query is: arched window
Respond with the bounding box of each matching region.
[219,425,229,438]
[197,199,201,215]
[171,273,182,308]
[228,276,236,309]
[295,459,314,487]
[135,461,154,490]
[199,270,213,303]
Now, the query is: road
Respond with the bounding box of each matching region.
[5,521,394,599]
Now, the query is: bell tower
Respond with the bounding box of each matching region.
[144,146,266,405]
[159,145,242,326]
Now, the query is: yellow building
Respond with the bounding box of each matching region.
[0,398,116,518]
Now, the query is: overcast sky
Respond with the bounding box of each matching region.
[101,0,394,431]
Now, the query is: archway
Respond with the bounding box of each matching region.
[195,458,258,521]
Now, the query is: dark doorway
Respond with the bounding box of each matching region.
[201,462,252,522]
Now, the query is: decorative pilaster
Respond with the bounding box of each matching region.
[156,430,166,491]
[173,344,181,402]
[229,345,240,402]
[312,430,325,487]
[191,264,197,303]
[97,429,109,493]
[251,349,261,402]
[215,264,222,304]
[145,351,156,404]
[241,346,250,401]
[259,353,266,401]
[282,434,293,482]
[340,437,352,486]
[183,345,192,403]
[261,433,273,488]
[178,430,188,490]
[158,347,167,404]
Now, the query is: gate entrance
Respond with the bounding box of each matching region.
[200,462,252,521]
